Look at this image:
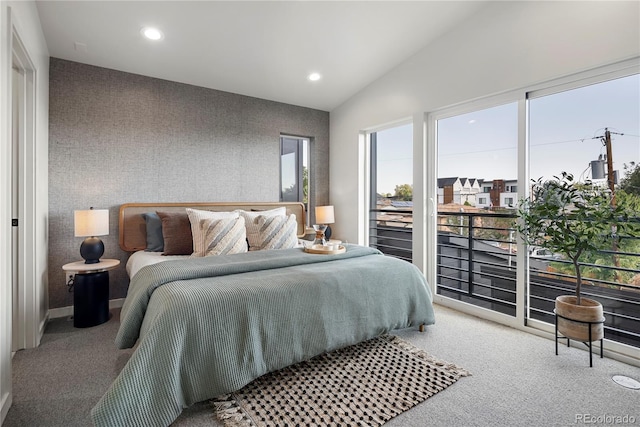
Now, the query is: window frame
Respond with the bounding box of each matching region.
[425,57,639,361]
[279,135,311,224]
[366,120,414,259]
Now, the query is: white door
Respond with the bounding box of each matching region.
[11,66,22,353]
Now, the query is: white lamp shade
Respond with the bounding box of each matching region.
[315,205,335,224]
[74,209,109,237]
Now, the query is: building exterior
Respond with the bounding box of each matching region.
[440,177,517,209]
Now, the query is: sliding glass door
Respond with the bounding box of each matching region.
[429,63,640,354]
[527,73,640,348]
[435,102,519,317]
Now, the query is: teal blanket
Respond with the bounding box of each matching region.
[91,245,434,427]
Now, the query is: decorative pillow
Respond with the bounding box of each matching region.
[157,211,193,255]
[186,208,240,257]
[238,207,287,249]
[255,214,298,250]
[201,216,248,256]
[141,212,164,252]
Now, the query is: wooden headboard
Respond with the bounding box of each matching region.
[119,202,306,252]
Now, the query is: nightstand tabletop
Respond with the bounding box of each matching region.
[63,259,120,273]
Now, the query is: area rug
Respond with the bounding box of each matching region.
[212,335,470,427]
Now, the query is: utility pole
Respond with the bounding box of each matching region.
[599,127,625,280]
[604,128,616,206]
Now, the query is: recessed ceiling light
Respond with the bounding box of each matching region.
[141,27,164,41]
[308,73,321,82]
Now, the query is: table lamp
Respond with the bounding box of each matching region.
[74,207,109,264]
[313,205,335,245]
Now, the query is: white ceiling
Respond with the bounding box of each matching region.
[36,1,487,111]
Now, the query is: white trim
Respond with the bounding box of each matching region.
[48,298,125,320]
[411,113,427,274]
[435,296,522,328]
[428,88,524,123]
[361,116,412,134]
[359,131,369,247]
[515,93,529,328]
[425,113,438,297]
[526,57,639,99]
[0,391,10,427]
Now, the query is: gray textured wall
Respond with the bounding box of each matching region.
[48,58,329,309]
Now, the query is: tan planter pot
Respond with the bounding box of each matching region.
[555,295,604,342]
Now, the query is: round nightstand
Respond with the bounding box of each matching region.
[63,259,120,328]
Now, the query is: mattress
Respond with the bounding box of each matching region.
[125,250,187,278]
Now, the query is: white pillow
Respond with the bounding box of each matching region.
[238,207,287,249]
[255,214,298,250]
[186,208,240,257]
[201,217,248,256]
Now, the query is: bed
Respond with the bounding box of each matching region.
[91,202,435,427]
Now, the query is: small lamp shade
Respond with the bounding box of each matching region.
[315,205,335,241]
[74,209,109,237]
[74,208,109,264]
[315,206,335,225]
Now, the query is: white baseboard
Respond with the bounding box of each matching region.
[1,390,12,425]
[48,298,125,319]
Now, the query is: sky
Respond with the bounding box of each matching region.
[375,124,413,195]
[375,73,640,195]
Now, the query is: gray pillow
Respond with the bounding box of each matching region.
[141,212,164,252]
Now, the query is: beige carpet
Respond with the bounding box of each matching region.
[212,335,470,427]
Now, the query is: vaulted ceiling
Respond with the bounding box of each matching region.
[36,1,488,111]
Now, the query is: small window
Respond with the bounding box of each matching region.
[280,136,311,224]
[479,197,487,204]
[280,136,310,224]
[505,197,514,207]
[280,135,310,216]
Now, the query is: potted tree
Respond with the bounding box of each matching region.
[517,172,637,342]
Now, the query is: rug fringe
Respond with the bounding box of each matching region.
[211,395,256,427]
[383,334,472,378]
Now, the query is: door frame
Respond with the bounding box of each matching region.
[2,10,41,420]
[9,8,40,352]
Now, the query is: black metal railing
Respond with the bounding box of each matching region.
[369,208,413,262]
[437,211,519,316]
[369,207,640,348]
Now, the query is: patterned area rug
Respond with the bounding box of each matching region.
[212,335,470,426]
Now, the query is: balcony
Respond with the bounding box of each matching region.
[369,207,640,349]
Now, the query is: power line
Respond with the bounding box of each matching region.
[442,138,599,156]
[530,138,590,147]
[440,146,516,157]
[393,130,638,158]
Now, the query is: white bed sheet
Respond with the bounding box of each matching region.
[126,251,187,278]
[126,240,308,278]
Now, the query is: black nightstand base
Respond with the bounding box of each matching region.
[73,271,110,328]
